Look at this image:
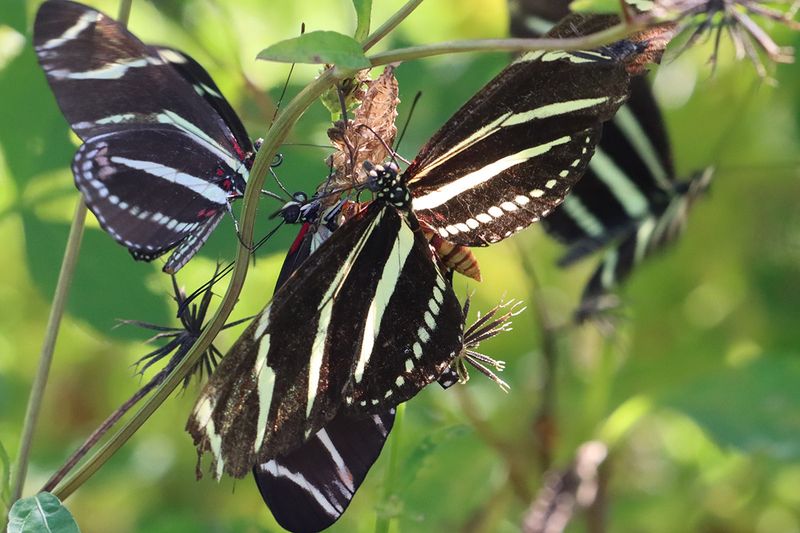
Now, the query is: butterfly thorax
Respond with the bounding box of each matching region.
[365,161,411,210]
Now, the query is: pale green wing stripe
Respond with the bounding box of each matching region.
[613,105,672,190]
[354,220,415,383]
[588,148,650,219]
[559,195,606,238]
[413,98,608,181]
[305,211,385,423]
[413,136,571,211]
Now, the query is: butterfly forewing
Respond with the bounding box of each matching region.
[34,1,254,272]
[345,213,464,410]
[254,409,396,533]
[406,47,631,246]
[153,46,252,154]
[541,77,679,264]
[35,1,242,153]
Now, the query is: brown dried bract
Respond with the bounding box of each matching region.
[325,66,399,196]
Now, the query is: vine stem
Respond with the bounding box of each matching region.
[362,0,423,51]
[9,199,87,508]
[367,19,648,66]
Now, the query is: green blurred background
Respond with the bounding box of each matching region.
[1,0,799,531]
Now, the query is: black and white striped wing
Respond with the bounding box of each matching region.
[34,1,248,154]
[507,2,680,265]
[254,409,395,533]
[405,46,633,245]
[73,127,231,271]
[188,203,463,478]
[579,168,713,312]
[541,77,678,265]
[251,209,464,532]
[152,46,252,153]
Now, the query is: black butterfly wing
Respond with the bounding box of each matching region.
[152,46,253,155]
[541,76,678,264]
[405,12,673,247]
[72,127,231,262]
[34,0,243,156]
[507,5,680,264]
[579,168,713,310]
[344,212,464,410]
[255,221,395,532]
[405,51,630,246]
[254,409,395,533]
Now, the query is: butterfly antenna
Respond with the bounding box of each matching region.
[395,90,422,153]
[270,23,304,127]
[356,123,411,166]
[177,219,287,316]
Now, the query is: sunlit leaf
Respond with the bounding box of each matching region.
[257,31,370,69]
[7,493,80,533]
[662,356,800,459]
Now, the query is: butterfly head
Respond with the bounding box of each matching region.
[364,161,410,210]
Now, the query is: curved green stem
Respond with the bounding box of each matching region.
[367,21,644,66]
[362,0,423,51]
[51,66,347,501]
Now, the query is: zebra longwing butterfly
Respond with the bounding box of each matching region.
[511,1,714,319]
[252,197,487,532]
[187,10,671,516]
[34,0,257,273]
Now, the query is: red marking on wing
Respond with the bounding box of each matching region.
[288,223,311,256]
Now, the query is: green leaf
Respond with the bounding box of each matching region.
[662,356,800,459]
[7,493,80,533]
[352,0,372,42]
[21,211,170,339]
[397,425,470,492]
[257,31,371,70]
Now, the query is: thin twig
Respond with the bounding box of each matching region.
[9,199,87,508]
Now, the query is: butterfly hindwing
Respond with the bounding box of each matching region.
[254,409,396,533]
[71,127,235,261]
